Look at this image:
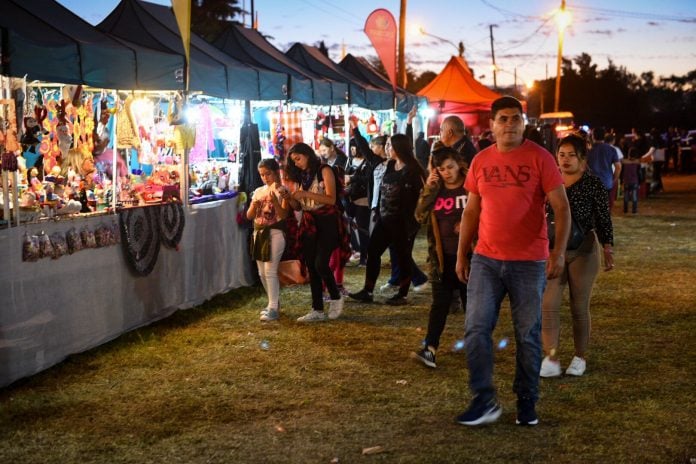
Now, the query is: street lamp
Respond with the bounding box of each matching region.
[554,0,571,112]
[418,27,464,57]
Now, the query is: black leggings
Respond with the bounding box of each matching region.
[425,255,467,349]
[364,218,416,297]
[302,212,340,311]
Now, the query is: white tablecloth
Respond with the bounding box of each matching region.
[0,200,254,387]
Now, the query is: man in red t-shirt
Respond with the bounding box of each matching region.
[455,96,571,427]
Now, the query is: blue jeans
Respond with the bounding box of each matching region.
[387,244,428,286]
[464,254,546,403]
[623,183,638,213]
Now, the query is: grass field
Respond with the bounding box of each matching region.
[1,175,695,463]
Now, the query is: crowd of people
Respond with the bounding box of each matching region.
[244,95,684,427]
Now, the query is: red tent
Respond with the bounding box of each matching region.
[418,56,505,136]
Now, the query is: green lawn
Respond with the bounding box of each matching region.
[1,174,694,463]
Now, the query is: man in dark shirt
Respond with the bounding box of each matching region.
[415,131,430,169]
[439,116,477,168]
[587,127,621,210]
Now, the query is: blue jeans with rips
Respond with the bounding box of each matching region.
[464,253,546,403]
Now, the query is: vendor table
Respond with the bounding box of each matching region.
[0,199,254,387]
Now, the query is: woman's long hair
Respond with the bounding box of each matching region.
[286,142,322,186]
[390,133,426,181]
[319,137,348,159]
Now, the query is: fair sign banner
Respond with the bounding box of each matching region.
[364,9,398,91]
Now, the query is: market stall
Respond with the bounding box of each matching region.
[0,0,427,388]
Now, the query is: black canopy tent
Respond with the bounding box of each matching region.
[284,43,392,110]
[339,54,420,112]
[97,0,287,101]
[0,0,182,90]
[212,25,347,106]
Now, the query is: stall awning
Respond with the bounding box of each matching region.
[212,25,346,106]
[338,54,420,112]
[284,43,392,110]
[0,0,183,90]
[417,56,502,112]
[97,0,287,100]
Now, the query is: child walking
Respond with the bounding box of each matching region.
[411,147,469,368]
[247,159,289,321]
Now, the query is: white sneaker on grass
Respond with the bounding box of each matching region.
[297,310,327,322]
[539,356,562,377]
[380,282,399,293]
[328,297,344,320]
[565,356,586,376]
[260,309,279,322]
[413,281,430,292]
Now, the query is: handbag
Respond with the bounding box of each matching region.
[277,259,309,286]
[547,211,586,251]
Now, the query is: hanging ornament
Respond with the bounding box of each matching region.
[119,206,161,276]
[366,115,379,135]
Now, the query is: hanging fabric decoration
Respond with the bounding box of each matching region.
[157,202,185,249]
[119,206,161,276]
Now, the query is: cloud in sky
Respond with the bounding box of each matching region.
[587,30,614,36]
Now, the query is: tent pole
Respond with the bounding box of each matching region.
[182,55,190,207]
[343,104,350,161]
[111,90,118,214]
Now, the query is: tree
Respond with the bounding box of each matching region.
[191,0,244,43]
[407,71,437,94]
[528,53,696,132]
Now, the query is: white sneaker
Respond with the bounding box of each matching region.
[328,297,344,320]
[260,309,279,322]
[539,356,562,377]
[297,310,327,323]
[413,281,430,292]
[380,282,399,293]
[565,356,586,376]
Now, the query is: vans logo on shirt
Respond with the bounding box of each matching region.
[482,165,532,186]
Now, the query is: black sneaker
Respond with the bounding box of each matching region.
[348,288,373,302]
[411,348,436,368]
[456,397,502,426]
[516,396,539,426]
[385,294,408,306]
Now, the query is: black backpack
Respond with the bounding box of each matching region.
[345,160,369,201]
[317,164,346,210]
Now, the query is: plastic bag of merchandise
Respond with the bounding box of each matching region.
[50,232,69,259]
[80,226,97,248]
[111,220,121,244]
[94,223,114,247]
[38,232,56,259]
[22,232,41,262]
[66,227,83,254]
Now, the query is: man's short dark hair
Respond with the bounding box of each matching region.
[592,127,606,141]
[490,96,523,120]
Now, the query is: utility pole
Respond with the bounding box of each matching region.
[489,24,498,89]
[554,0,569,112]
[398,0,407,88]
[251,0,256,29]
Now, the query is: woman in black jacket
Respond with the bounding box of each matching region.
[348,133,425,305]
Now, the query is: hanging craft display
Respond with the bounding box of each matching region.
[119,206,160,276]
[157,202,185,249]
